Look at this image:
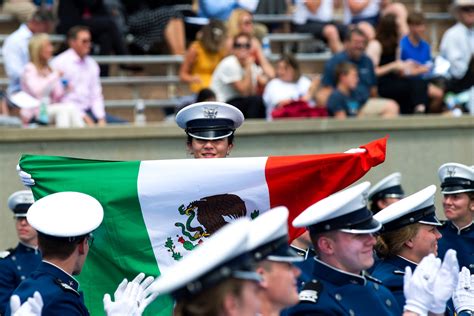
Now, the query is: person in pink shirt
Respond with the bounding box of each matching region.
[20,33,85,128]
[51,25,125,126]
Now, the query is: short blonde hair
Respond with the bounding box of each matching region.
[28,33,50,70]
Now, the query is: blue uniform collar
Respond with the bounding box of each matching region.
[313,257,367,286]
[39,261,79,291]
[448,221,474,235]
[18,242,38,253]
[386,255,418,273]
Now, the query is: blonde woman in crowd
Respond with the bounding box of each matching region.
[20,33,84,128]
[226,9,275,79]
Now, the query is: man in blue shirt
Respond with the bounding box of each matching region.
[319,27,399,118]
[400,12,432,65]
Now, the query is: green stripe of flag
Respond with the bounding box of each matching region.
[20,155,173,316]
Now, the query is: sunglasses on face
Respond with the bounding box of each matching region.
[460,6,474,12]
[234,42,251,49]
[86,233,95,247]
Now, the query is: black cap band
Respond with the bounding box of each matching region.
[371,185,404,201]
[308,206,374,233]
[381,205,439,232]
[441,177,474,193]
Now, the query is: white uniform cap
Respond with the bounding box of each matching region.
[293,182,381,234]
[27,192,104,237]
[455,0,474,7]
[438,163,474,194]
[368,172,404,201]
[374,185,442,232]
[8,190,34,217]
[148,217,261,299]
[175,102,244,140]
[247,206,303,263]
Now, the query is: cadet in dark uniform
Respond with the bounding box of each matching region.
[0,190,41,315]
[175,101,244,159]
[5,191,104,316]
[145,217,262,316]
[286,182,402,316]
[247,206,303,316]
[437,163,474,274]
[368,172,405,214]
[371,185,443,310]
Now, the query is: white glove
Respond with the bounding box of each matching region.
[104,273,157,316]
[16,164,35,186]
[10,292,43,316]
[453,266,474,314]
[430,249,459,313]
[403,254,440,316]
[343,148,367,154]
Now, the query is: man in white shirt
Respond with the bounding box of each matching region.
[211,32,267,118]
[2,9,54,95]
[440,0,474,93]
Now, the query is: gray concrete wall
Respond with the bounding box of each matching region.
[1,115,473,248]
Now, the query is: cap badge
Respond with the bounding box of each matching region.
[203,107,218,119]
[446,166,456,177]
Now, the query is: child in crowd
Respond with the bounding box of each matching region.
[327,62,360,118]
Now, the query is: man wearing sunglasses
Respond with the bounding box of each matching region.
[0,190,41,315]
[440,0,474,95]
[211,32,267,119]
[6,192,104,315]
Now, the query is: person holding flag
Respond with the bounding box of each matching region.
[175,101,244,159]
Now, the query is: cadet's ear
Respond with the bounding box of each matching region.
[77,238,87,255]
[404,238,414,249]
[222,291,240,315]
[317,235,334,255]
[255,266,268,288]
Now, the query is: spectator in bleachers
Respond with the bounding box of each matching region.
[211,32,267,118]
[343,0,409,37]
[179,20,228,95]
[226,9,275,79]
[2,8,54,96]
[292,0,347,53]
[121,1,186,55]
[318,27,399,118]
[51,26,124,126]
[439,0,474,95]
[400,11,444,113]
[2,0,37,23]
[326,62,360,118]
[55,0,134,76]
[20,34,85,127]
[370,14,429,114]
[263,54,325,120]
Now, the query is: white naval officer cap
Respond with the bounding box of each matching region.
[293,182,382,234]
[147,218,261,299]
[8,190,34,217]
[368,172,404,202]
[247,206,303,263]
[374,185,442,232]
[175,101,244,140]
[27,192,103,238]
[438,162,474,194]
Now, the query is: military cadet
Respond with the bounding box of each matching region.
[175,101,244,159]
[368,172,405,214]
[371,185,445,310]
[0,190,41,315]
[145,217,262,316]
[286,182,402,316]
[247,206,302,316]
[437,163,474,274]
[5,191,104,315]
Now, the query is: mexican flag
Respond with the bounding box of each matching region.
[19,137,386,315]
